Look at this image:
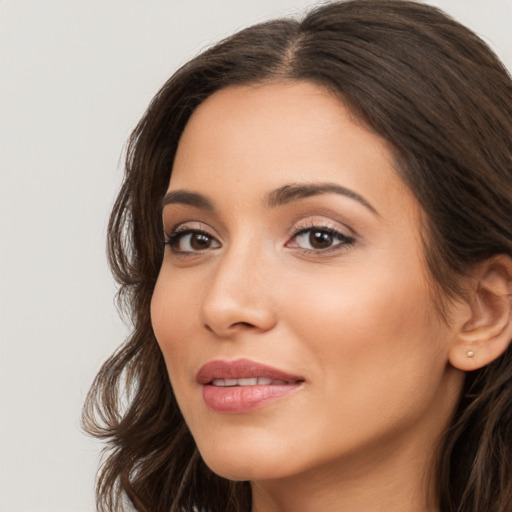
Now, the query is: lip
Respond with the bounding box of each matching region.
[196,358,305,413]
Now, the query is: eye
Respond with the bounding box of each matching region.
[165,228,221,254]
[288,225,355,252]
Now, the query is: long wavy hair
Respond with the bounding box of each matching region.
[83,1,512,511]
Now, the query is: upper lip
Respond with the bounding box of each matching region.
[196,358,304,384]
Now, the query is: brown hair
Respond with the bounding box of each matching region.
[83,1,512,511]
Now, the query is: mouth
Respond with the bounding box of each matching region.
[196,358,305,413]
[210,377,294,387]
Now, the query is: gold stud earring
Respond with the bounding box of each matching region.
[467,350,475,358]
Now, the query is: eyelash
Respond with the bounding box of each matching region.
[164,225,220,254]
[163,222,356,256]
[287,222,356,254]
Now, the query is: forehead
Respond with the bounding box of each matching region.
[169,81,417,220]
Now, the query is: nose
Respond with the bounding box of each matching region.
[200,245,278,338]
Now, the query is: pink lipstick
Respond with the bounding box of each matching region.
[196,359,304,413]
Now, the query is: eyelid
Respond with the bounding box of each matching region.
[164,220,217,238]
[288,218,354,239]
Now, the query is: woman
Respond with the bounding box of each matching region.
[83,1,512,511]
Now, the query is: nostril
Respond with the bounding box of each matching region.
[235,321,255,329]
[204,321,255,333]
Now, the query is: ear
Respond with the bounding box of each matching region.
[449,254,512,371]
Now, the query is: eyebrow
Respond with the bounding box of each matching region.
[266,182,379,215]
[161,189,214,210]
[161,182,378,216]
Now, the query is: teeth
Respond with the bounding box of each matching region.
[238,377,257,386]
[210,377,289,387]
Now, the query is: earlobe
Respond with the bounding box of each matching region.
[448,254,512,371]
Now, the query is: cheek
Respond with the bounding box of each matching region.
[150,272,209,435]
[281,258,446,400]
[150,272,198,376]
[284,260,433,346]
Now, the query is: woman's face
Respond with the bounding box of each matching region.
[151,81,463,483]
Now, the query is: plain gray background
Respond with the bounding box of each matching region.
[1,1,511,511]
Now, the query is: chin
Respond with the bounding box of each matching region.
[195,435,300,482]
[200,453,269,481]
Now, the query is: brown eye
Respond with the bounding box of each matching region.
[289,226,355,253]
[166,229,221,253]
[309,230,334,249]
[190,232,213,250]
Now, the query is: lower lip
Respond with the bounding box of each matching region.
[202,383,301,413]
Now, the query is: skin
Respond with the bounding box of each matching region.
[151,81,466,512]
